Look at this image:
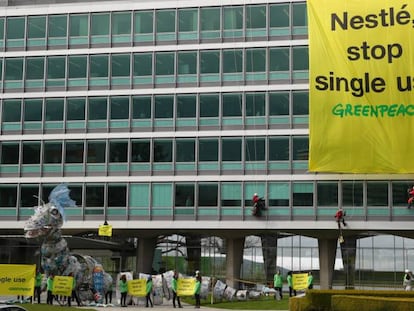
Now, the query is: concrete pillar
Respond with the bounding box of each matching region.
[261,235,277,284]
[185,235,201,276]
[135,237,157,274]
[225,237,245,289]
[318,238,337,289]
[340,236,357,289]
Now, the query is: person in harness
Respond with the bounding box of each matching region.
[252,193,266,216]
[335,207,347,229]
[407,186,414,209]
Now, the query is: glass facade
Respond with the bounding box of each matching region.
[0,0,410,224]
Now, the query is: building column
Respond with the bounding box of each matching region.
[340,236,357,289]
[135,237,157,274]
[318,238,337,289]
[261,235,277,284]
[225,237,245,289]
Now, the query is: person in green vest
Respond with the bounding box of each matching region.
[119,274,128,307]
[46,274,55,305]
[287,271,296,297]
[307,272,314,290]
[194,274,201,309]
[172,270,182,308]
[145,275,153,308]
[67,272,81,307]
[273,270,283,300]
[34,269,43,304]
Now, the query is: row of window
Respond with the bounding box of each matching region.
[0,3,307,50]
[0,137,308,165]
[0,47,308,87]
[1,92,308,124]
[0,181,410,210]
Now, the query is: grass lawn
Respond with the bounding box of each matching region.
[17,304,97,311]
[186,295,290,310]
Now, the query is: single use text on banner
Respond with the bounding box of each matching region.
[0,264,35,296]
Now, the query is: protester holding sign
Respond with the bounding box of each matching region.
[46,274,55,305]
[119,274,128,307]
[145,275,153,308]
[287,271,296,297]
[194,275,201,309]
[307,272,314,290]
[172,271,183,308]
[34,270,42,304]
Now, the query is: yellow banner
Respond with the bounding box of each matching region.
[52,276,73,297]
[128,279,146,297]
[292,273,308,291]
[98,224,113,237]
[0,264,35,296]
[308,0,414,173]
[177,278,196,296]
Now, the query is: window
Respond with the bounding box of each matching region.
[293,47,309,71]
[2,100,21,122]
[26,57,44,80]
[45,98,64,121]
[176,95,196,118]
[317,182,338,206]
[269,92,289,116]
[269,137,289,161]
[67,98,85,121]
[293,182,313,206]
[292,137,309,160]
[47,57,65,79]
[198,183,218,206]
[392,182,408,207]
[152,183,172,207]
[245,93,265,116]
[269,48,289,71]
[154,95,173,119]
[293,3,308,27]
[199,94,219,117]
[28,16,46,39]
[65,141,84,163]
[20,185,39,207]
[175,184,194,207]
[367,182,388,206]
[5,58,23,81]
[91,13,110,36]
[1,143,19,164]
[112,12,131,35]
[270,4,290,28]
[69,14,89,37]
[199,139,218,161]
[6,17,25,40]
[48,15,67,38]
[85,185,104,207]
[87,141,106,163]
[110,97,129,120]
[246,5,266,29]
[179,9,198,32]
[88,97,107,120]
[23,142,41,164]
[132,96,151,119]
[131,140,150,162]
[342,181,363,206]
[155,52,175,75]
[178,52,196,74]
[111,54,130,77]
[0,185,17,207]
[223,50,242,73]
[109,141,128,162]
[176,139,195,162]
[44,142,62,164]
[223,6,243,30]
[269,182,290,206]
[108,184,127,207]
[222,93,242,117]
[24,99,42,122]
[292,91,309,115]
[200,50,220,74]
[222,138,242,161]
[68,55,87,79]
[90,54,109,78]
[200,7,220,31]
[156,10,176,33]
[134,53,153,76]
[222,183,241,206]
[154,140,172,162]
[134,11,153,34]
[245,137,265,161]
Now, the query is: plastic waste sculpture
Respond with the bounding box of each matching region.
[24,184,113,304]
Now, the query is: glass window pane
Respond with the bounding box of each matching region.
[28,16,46,38]
[178,52,196,74]
[198,184,218,206]
[2,100,21,122]
[20,185,40,207]
[367,182,388,206]
[7,17,25,39]
[199,139,218,161]
[245,93,265,116]
[222,138,242,161]
[69,14,89,37]
[200,7,220,31]
[90,54,109,78]
[392,182,409,207]
[292,91,309,115]
[293,182,313,206]
[155,52,175,75]
[68,55,87,79]
[44,142,62,163]
[112,12,131,35]
[199,94,219,117]
[154,140,172,162]
[134,11,153,34]
[293,3,307,27]
[293,47,309,71]
[24,99,42,122]
[87,141,106,163]
[111,54,130,77]
[108,184,127,207]
[88,97,107,120]
[176,139,195,162]
[292,137,309,160]
[156,10,176,33]
[179,9,198,32]
[132,96,151,119]
[85,185,104,207]
[0,185,17,207]
[109,141,128,162]
[246,49,266,72]
[67,98,85,120]
[23,142,41,164]
[1,143,19,164]
[317,182,338,206]
[222,183,241,206]
[26,57,44,80]
[131,140,150,162]
[222,94,242,117]
[246,5,266,29]
[155,95,173,118]
[91,13,109,36]
[269,182,290,206]
[48,15,67,37]
[200,50,219,74]
[269,48,289,71]
[177,95,196,118]
[270,4,290,28]
[45,98,64,121]
[175,184,194,207]
[65,141,84,163]
[343,181,363,206]
[269,92,289,116]
[134,53,152,76]
[5,58,23,80]
[0,19,4,40]
[111,97,129,119]
[246,137,265,161]
[47,57,66,79]
[152,183,172,207]
[223,50,242,73]
[269,137,289,161]
[223,6,243,30]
